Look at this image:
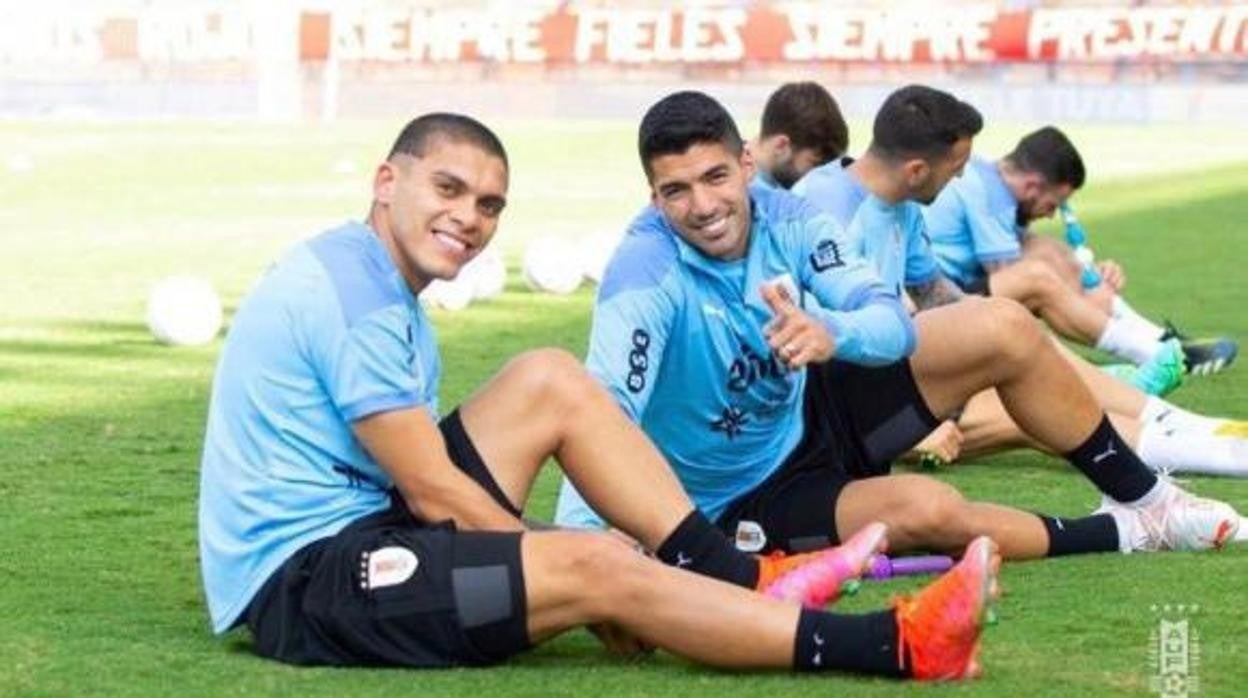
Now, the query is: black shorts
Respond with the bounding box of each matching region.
[963,275,991,296]
[244,410,530,668]
[716,359,938,554]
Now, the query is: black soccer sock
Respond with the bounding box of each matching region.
[1037,513,1120,556]
[656,509,759,588]
[793,608,907,677]
[1063,415,1158,503]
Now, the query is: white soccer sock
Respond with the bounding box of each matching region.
[1095,315,1164,365]
[1138,421,1248,477]
[1140,396,1227,435]
[1112,295,1166,339]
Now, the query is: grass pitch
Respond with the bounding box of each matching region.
[1,119,1246,697]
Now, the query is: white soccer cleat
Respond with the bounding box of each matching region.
[1098,485,1239,552]
[1234,517,1248,544]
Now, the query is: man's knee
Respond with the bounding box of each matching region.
[542,532,648,619]
[505,348,599,409]
[980,296,1046,364]
[1010,259,1066,305]
[888,476,973,543]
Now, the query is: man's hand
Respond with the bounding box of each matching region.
[588,622,655,660]
[1096,260,1126,292]
[760,283,835,370]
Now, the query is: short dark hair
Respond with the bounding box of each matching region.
[1005,126,1086,189]
[388,112,508,169]
[869,85,983,161]
[760,81,848,161]
[638,91,743,178]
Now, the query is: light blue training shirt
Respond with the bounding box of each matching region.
[199,220,440,633]
[923,156,1025,288]
[555,183,914,529]
[791,158,938,294]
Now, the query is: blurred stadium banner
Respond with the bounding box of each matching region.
[2,1,1247,123]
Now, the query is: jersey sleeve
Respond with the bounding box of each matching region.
[556,224,680,532]
[960,181,1022,266]
[302,293,430,423]
[585,231,679,422]
[787,210,917,365]
[554,280,672,532]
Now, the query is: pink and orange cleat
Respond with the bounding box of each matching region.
[894,535,1002,681]
[759,522,889,608]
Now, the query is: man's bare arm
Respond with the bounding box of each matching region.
[354,407,525,532]
[906,274,966,311]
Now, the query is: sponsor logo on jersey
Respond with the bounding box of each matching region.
[625,328,651,393]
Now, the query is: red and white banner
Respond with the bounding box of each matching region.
[4,3,1247,65]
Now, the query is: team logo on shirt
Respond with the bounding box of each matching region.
[809,238,845,272]
[625,328,650,393]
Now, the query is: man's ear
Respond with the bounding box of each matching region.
[772,133,792,158]
[373,161,397,204]
[740,146,757,180]
[902,157,930,187]
[1019,173,1047,201]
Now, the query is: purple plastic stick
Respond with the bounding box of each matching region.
[865,554,954,580]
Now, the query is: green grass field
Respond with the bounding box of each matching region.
[1,119,1246,697]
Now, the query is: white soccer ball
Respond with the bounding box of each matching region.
[422,278,474,311]
[147,275,224,346]
[579,231,624,284]
[461,248,507,300]
[523,236,584,295]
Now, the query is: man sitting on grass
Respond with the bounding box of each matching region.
[923,126,1237,378]
[557,88,1240,560]
[198,111,999,680]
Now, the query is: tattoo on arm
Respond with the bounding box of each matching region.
[907,275,965,310]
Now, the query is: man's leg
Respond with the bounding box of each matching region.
[457,349,690,547]
[520,529,1000,679]
[833,473,1120,559]
[1051,338,1149,415]
[988,260,1161,365]
[907,297,1239,550]
[929,387,1248,478]
[1019,233,1117,310]
[1018,234,1238,376]
[952,336,1148,459]
[454,348,860,597]
[952,389,1036,458]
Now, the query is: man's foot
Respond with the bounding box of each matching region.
[895,536,1001,681]
[1161,322,1238,376]
[1117,339,1185,396]
[759,522,888,608]
[1098,484,1240,551]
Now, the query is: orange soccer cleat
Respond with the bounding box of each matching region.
[895,535,1002,681]
[758,522,888,608]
